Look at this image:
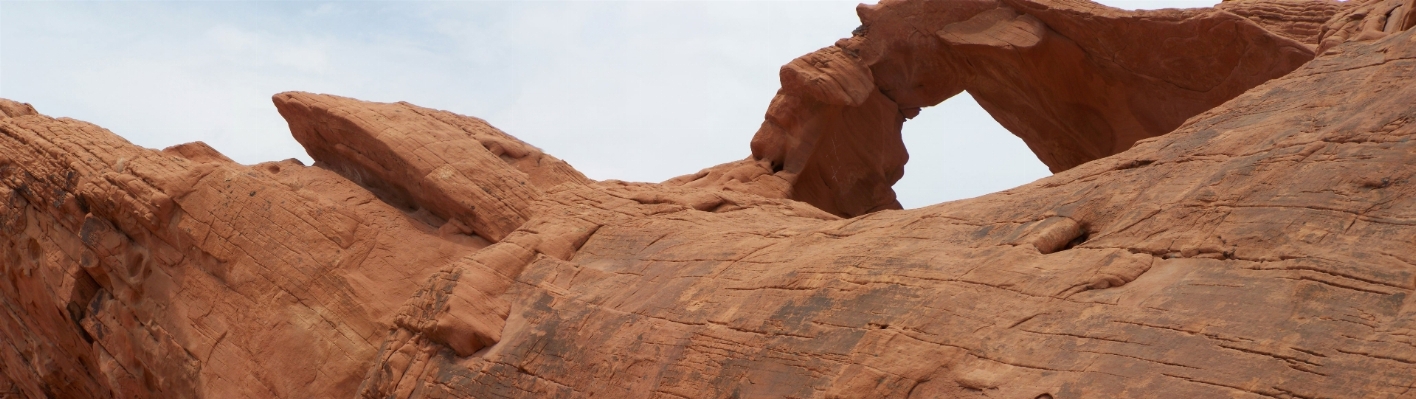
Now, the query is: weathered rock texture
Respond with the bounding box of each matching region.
[273,92,591,242]
[4,0,1416,398]
[1217,0,1352,44]
[670,0,1346,217]
[1317,0,1416,52]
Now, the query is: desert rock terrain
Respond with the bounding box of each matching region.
[4,0,1416,398]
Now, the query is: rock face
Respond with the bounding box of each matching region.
[672,0,1334,217]
[3,0,1416,398]
[273,92,591,242]
[1317,0,1416,52]
[1216,0,1352,44]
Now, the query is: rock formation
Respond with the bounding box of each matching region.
[670,0,1335,217]
[1317,0,1416,52]
[3,0,1416,397]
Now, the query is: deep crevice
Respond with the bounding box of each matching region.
[1060,230,1089,252]
[66,270,102,344]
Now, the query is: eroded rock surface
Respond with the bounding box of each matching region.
[4,0,1416,398]
[674,0,1336,217]
[1318,0,1416,52]
[273,92,591,242]
[1217,0,1354,44]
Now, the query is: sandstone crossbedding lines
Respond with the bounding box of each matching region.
[0,109,491,397]
[3,0,1416,398]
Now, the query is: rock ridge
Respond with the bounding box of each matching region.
[672,0,1333,217]
[3,0,1416,398]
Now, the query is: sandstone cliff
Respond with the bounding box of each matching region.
[4,0,1416,398]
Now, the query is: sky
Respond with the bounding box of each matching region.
[0,0,1216,209]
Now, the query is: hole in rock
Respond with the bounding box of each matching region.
[1060,230,1089,252]
[26,238,42,263]
[125,249,150,281]
[894,93,1052,208]
[66,270,101,343]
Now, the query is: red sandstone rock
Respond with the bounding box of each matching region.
[0,108,500,397]
[4,0,1416,398]
[0,100,37,119]
[273,92,591,242]
[675,0,1332,217]
[1317,0,1416,52]
[1218,0,1355,45]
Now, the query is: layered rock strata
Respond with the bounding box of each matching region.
[1317,0,1416,52]
[363,24,1416,397]
[3,0,1416,398]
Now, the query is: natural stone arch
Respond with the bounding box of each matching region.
[892,93,1052,207]
[669,0,1338,217]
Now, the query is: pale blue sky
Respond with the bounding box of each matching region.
[0,0,1215,208]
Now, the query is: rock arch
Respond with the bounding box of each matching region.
[670,0,1341,217]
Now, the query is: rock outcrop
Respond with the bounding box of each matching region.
[1217,0,1353,44]
[1317,0,1416,52]
[4,0,1416,398]
[273,92,591,242]
[670,0,1340,217]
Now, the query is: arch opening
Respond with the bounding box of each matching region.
[673,0,1324,218]
[894,92,1051,208]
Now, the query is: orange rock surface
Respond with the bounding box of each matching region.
[672,0,1337,217]
[4,0,1416,398]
